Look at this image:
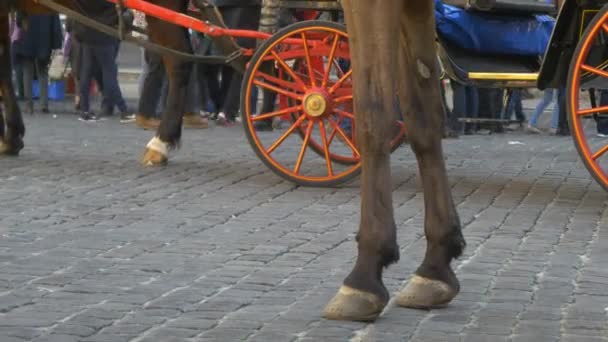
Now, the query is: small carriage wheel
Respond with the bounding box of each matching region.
[241,20,364,187]
[567,5,608,191]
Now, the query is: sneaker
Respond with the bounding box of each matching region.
[526,125,542,134]
[217,112,235,127]
[78,112,98,122]
[120,112,136,123]
[199,110,213,119]
[597,133,608,138]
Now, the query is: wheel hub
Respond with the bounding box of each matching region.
[303,90,331,118]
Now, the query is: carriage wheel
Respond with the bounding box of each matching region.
[241,20,367,187]
[568,5,608,191]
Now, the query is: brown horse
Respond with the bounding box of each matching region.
[323,0,466,321]
[3,0,464,322]
[0,0,192,165]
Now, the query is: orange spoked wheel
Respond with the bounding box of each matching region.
[241,20,404,187]
[568,5,608,191]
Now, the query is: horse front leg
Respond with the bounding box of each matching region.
[393,0,465,309]
[323,0,401,322]
[0,15,25,156]
[141,0,192,166]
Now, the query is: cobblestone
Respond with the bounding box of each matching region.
[0,109,606,341]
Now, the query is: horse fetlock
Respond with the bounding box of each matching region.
[141,137,169,166]
[0,135,24,156]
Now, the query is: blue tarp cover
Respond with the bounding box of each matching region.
[435,0,555,56]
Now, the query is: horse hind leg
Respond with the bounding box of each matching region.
[0,15,24,156]
[393,1,465,309]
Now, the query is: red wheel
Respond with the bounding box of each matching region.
[241,21,362,187]
[567,5,608,191]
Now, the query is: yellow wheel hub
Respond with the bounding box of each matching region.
[303,93,328,117]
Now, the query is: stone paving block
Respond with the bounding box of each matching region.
[0,115,606,341]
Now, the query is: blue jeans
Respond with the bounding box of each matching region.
[79,43,127,114]
[529,89,559,129]
[452,83,479,118]
[504,89,525,122]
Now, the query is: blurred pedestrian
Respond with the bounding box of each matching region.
[528,88,559,134]
[71,2,133,122]
[13,12,63,114]
[213,0,262,126]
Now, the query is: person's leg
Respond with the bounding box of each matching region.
[70,37,82,110]
[21,57,35,114]
[138,49,165,118]
[218,5,261,123]
[504,89,515,120]
[36,58,50,112]
[78,43,95,118]
[137,47,149,98]
[95,44,129,118]
[514,90,525,123]
[530,89,553,127]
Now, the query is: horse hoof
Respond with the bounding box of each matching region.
[322,286,387,322]
[395,275,458,309]
[0,139,23,156]
[141,147,167,166]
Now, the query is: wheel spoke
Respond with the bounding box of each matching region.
[294,120,315,174]
[592,144,608,161]
[253,105,302,121]
[255,70,305,93]
[267,115,307,155]
[327,116,343,146]
[270,50,308,91]
[334,108,355,120]
[318,120,334,176]
[581,64,608,78]
[329,69,353,93]
[301,32,317,87]
[328,117,360,158]
[334,95,353,104]
[253,79,302,100]
[322,34,340,88]
[577,105,608,116]
[332,59,347,78]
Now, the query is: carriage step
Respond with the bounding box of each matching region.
[467,72,538,82]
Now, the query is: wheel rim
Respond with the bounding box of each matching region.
[244,25,363,183]
[570,10,608,189]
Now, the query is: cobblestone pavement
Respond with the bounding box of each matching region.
[0,108,607,342]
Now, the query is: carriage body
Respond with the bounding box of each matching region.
[437,0,608,191]
[437,0,608,89]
